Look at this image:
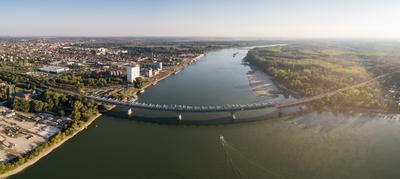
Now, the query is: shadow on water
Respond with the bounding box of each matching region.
[101,109,291,126]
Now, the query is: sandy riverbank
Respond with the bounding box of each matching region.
[247,69,279,97]
[0,113,102,179]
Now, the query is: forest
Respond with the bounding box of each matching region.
[246,41,400,111]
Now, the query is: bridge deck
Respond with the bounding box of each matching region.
[88,96,276,112]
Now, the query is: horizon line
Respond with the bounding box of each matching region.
[1,35,400,41]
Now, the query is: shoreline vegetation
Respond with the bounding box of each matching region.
[244,43,400,113]
[0,53,205,178]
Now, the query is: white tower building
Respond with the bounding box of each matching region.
[127,65,140,83]
[157,62,163,70]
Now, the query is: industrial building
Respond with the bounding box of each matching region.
[38,66,70,74]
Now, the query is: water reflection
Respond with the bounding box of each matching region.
[292,111,400,133]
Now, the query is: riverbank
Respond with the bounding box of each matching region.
[0,113,102,179]
[244,57,298,98]
[246,68,280,97]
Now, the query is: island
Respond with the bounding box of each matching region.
[245,41,400,113]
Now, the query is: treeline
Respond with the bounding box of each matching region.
[12,90,71,116]
[246,45,390,110]
[0,66,42,91]
[0,84,9,100]
[11,90,99,122]
[51,71,124,90]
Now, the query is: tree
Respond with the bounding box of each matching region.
[45,100,54,111]
[58,109,65,117]
[12,98,20,110]
[21,100,30,112]
[76,82,84,91]
[134,77,144,89]
[71,111,81,121]
[73,100,84,112]
[31,100,44,113]
[112,92,127,100]
[12,97,30,112]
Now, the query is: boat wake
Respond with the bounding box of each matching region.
[219,136,286,179]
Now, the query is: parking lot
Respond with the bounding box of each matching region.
[0,107,71,163]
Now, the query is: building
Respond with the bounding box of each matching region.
[145,62,163,71]
[144,68,153,77]
[38,66,70,74]
[16,91,32,101]
[127,65,140,83]
[156,62,162,70]
[23,93,31,101]
[109,71,123,76]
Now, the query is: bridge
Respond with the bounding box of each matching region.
[87,95,276,113]
[86,73,389,120]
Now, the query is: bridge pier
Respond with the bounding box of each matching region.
[278,108,283,118]
[231,112,236,120]
[128,108,133,116]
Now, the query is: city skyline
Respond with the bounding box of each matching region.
[1,0,400,38]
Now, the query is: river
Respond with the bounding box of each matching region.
[11,46,400,179]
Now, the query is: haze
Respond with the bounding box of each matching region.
[1,0,399,38]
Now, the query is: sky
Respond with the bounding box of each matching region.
[1,0,400,38]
